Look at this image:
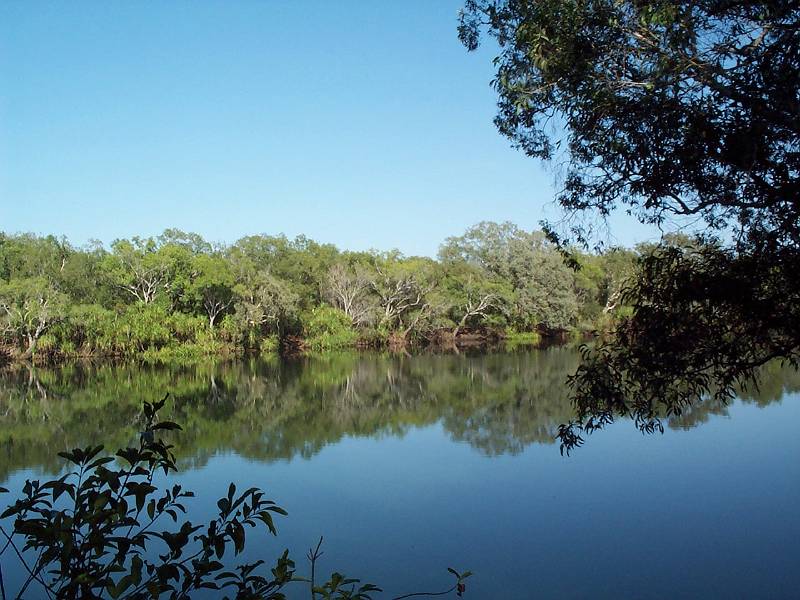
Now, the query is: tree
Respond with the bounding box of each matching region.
[228,235,339,310]
[303,305,359,350]
[450,284,501,338]
[0,277,68,359]
[367,256,438,339]
[459,1,798,247]
[234,272,299,339]
[324,264,374,327]
[157,228,213,255]
[0,234,72,281]
[102,238,171,305]
[439,222,578,331]
[438,265,511,338]
[187,255,236,328]
[596,248,638,316]
[560,240,800,453]
[0,226,667,358]
[101,237,199,309]
[459,0,800,449]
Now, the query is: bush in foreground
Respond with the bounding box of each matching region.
[0,395,470,599]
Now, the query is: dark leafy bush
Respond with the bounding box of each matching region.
[0,395,471,599]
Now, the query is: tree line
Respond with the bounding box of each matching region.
[0,222,648,361]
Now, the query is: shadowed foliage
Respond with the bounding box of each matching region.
[0,394,472,599]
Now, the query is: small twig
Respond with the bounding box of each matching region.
[306,536,324,599]
[391,584,458,600]
[0,527,54,600]
[0,560,6,600]
[16,548,46,599]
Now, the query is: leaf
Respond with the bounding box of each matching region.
[57,451,77,464]
[231,521,245,555]
[257,512,277,536]
[152,422,182,431]
[88,456,115,470]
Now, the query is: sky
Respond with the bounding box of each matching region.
[0,1,660,257]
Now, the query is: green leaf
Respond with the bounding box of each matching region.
[152,421,182,431]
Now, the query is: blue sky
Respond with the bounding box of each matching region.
[1,1,659,257]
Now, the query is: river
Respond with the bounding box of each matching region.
[1,348,798,598]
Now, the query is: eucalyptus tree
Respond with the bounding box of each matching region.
[101,236,200,308]
[367,255,439,339]
[438,263,512,337]
[439,222,578,330]
[233,271,299,340]
[0,233,72,280]
[228,234,339,309]
[157,228,213,254]
[324,263,374,326]
[0,277,68,358]
[101,238,172,305]
[596,248,639,315]
[186,254,236,328]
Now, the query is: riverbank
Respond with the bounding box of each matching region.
[0,326,590,366]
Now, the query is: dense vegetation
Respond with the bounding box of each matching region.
[460,0,800,450]
[0,224,640,362]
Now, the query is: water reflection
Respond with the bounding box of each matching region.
[1,349,797,481]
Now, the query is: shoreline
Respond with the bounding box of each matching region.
[0,329,590,367]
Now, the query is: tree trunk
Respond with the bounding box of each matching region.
[22,334,38,360]
[452,314,469,339]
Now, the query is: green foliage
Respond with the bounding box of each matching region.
[459,1,798,249]
[0,395,472,599]
[63,304,118,355]
[232,271,299,347]
[560,241,800,453]
[439,222,579,332]
[303,306,358,350]
[0,395,296,599]
[0,277,69,357]
[460,1,800,447]
[185,254,236,328]
[0,225,638,360]
[504,330,542,350]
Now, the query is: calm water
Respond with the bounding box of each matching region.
[1,348,798,598]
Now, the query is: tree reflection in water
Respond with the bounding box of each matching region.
[1,348,797,481]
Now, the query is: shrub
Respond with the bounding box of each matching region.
[64,304,118,354]
[0,397,472,599]
[302,306,358,350]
